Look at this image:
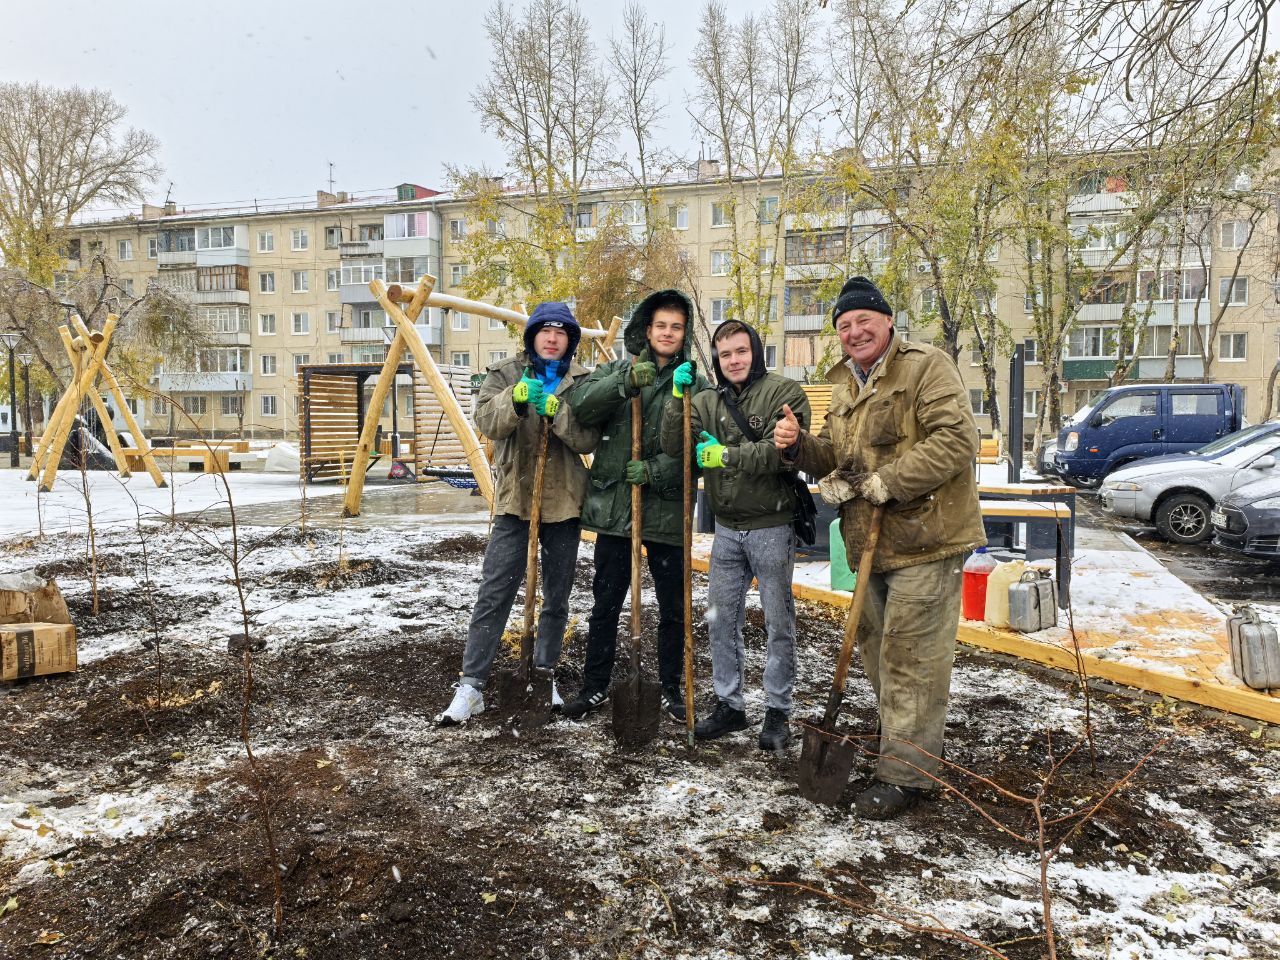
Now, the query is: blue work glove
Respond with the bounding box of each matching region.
[534,392,560,418]
[696,431,727,469]
[672,361,695,399]
[512,372,543,412]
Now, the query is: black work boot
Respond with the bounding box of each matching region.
[758,708,790,752]
[561,687,609,720]
[693,700,748,740]
[854,780,923,820]
[661,685,686,724]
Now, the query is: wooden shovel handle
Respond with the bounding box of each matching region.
[821,504,886,731]
[521,414,552,665]
[630,394,643,667]
[682,366,696,739]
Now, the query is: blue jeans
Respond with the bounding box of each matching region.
[460,513,580,689]
[706,522,797,714]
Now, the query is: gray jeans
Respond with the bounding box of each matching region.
[460,513,580,689]
[706,522,797,714]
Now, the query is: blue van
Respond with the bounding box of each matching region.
[1053,383,1244,485]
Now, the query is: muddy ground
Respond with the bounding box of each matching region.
[1,519,1278,960]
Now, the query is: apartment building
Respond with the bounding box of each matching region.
[61,168,1279,440]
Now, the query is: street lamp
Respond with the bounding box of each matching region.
[381,326,401,458]
[0,332,20,468]
[16,354,32,457]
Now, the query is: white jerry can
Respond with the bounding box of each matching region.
[1008,570,1057,633]
[1227,606,1280,691]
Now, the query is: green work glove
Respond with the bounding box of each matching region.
[512,372,543,410]
[534,392,560,418]
[696,431,727,469]
[625,459,649,486]
[672,361,695,399]
[628,350,657,394]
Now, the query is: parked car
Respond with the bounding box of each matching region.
[1212,477,1280,561]
[1100,433,1280,543]
[1054,383,1244,485]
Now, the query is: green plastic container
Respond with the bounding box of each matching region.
[829,517,857,591]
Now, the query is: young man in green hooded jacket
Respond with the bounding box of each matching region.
[564,290,708,721]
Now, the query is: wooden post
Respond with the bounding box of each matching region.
[340,277,434,517]
[56,327,130,477]
[370,277,495,506]
[35,316,118,492]
[27,326,86,479]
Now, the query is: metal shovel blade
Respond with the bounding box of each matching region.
[610,670,662,751]
[797,723,858,806]
[494,664,556,730]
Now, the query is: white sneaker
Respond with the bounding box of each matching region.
[437,683,484,726]
[551,680,563,711]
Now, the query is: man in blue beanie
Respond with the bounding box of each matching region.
[438,302,599,726]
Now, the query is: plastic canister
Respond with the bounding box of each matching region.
[983,559,1027,629]
[962,548,998,621]
[829,517,856,592]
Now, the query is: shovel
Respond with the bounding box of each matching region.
[494,407,556,729]
[681,363,698,748]
[610,394,662,749]
[798,503,885,805]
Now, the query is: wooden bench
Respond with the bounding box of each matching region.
[980,499,1073,605]
[977,437,1001,464]
[152,448,255,473]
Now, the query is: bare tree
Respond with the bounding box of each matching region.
[607,0,676,203]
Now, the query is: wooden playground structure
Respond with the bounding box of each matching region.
[26,312,166,493]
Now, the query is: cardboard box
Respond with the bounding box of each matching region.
[1,623,78,681]
[0,572,71,626]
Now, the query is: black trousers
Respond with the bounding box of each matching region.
[581,533,685,693]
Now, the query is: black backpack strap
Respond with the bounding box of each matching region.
[720,387,762,443]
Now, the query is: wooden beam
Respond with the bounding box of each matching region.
[28,325,86,479]
[34,316,118,491]
[382,284,608,338]
[56,325,130,478]
[372,277,495,506]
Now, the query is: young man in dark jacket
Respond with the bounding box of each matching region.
[564,290,708,721]
[437,302,599,726]
[661,319,811,750]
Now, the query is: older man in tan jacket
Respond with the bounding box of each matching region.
[775,276,985,819]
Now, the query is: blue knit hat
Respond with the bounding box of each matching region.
[524,301,581,377]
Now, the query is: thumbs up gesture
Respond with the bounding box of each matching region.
[774,403,802,450]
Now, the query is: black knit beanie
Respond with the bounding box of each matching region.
[831,275,893,321]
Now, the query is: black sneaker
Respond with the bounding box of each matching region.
[661,685,686,724]
[854,780,923,820]
[758,708,790,752]
[693,700,748,740]
[561,687,609,720]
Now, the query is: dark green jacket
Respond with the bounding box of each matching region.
[570,313,708,546]
[660,321,811,531]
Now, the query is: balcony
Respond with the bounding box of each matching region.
[574,226,597,242]
[340,283,381,306]
[784,263,839,282]
[382,235,440,259]
[1135,357,1206,379]
[1069,191,1135,214]
[212,329,252,346]
[340,326,390,344]
[196,247,250,268]
[783,313,827,333]
[191,288,251,305]
[783,211,847,231]
[158,250,197,267]
[155,372,253,393]
[339,240,384,257]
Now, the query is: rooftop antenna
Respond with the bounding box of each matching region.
[163,181,173,204]
[328,162,335,194]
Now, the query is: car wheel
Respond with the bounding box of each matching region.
[1155,493,1213,544]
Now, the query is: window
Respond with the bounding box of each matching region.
[220,396,243,417]
[326,310,341,333]
[358,223,383,241]
[340,260,384,285]
[569,204,593,228]
[182,396,207,416]
[851,227,890,261]
[969,389,988,415]
[1023,338,1039,364]
[787,284,834,317]
[327,352,344,364]
[1024,390,1041,417]
[324,226,341,249]
[293,353,310,372]
[1137,324,1200,358]
[117,239,133,261]
[1219,277,1248,306]
[488,316,505,330]
[489,350,509,364]
[259,271,275,293]
[615,200,645,226]
[920,287,937,314]
[260,354,277,375]
[152,397,165,416]
[785,231,845,265]
[1067,325,1118,358]
[668,204,689,230]
[758,245,776,268]
[711,201,731,227]
[354,308,382,329]
[711,298,732,323]
[292,311,309,334]
[385,256,431,284]
[452,312,470,331]
[764,344,777,368]
[1099,392,1158,423]
[451,351,471,368]
[450,264,469,286]
[291,228,309,251]
[197,348,249,373]
[261,395,278,417]
[1024,291,1041,313]
[1170,392,1219,417]
[386,213,426,239]
[292,270,309,293]
[123,278,135,296]
[448,219,466,241]
[1220,220,1251,249]
[200,305,248,333]
[969,341,983,366]
[259,313,277,335]
[758,196,779,224]
[196,226,235,249]
[257,231,274,253]
[1138,267,1206,302]
[1220,332,1247,361]
[147,237,158,259]
[88,240,102,255]
[326,268,339,291]
[711,250,732,276]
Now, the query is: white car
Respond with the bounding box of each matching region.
[1100,437,1280,543]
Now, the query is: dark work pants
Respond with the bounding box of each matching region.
[581,533,685,694]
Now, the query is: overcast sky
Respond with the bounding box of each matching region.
[3,0,779,215]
